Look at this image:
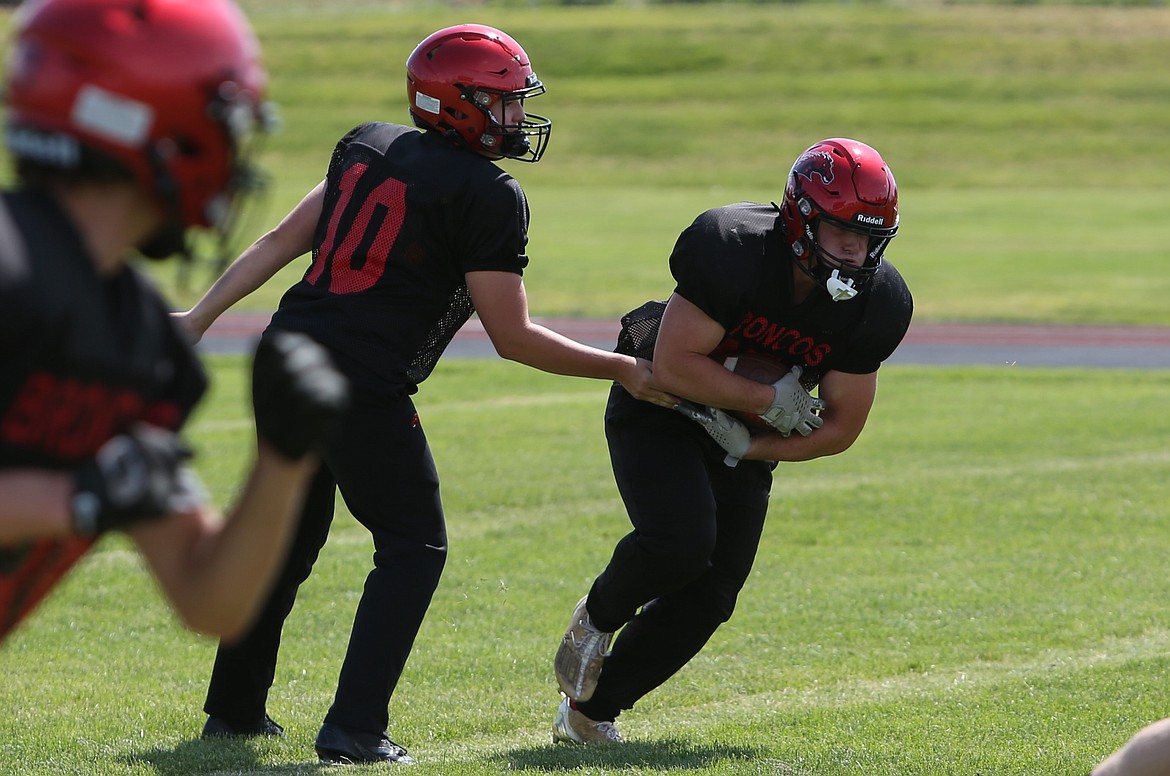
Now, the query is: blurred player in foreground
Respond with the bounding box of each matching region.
[0,0,347,647]
[175,23,674,766]
[552,138,913,743]
[1091,718,1170,776]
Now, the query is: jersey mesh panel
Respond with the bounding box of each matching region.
[406,285,474,385]
[615,300,666,361]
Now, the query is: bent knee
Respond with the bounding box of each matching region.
[650,535,716,582]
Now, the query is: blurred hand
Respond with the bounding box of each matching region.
[251,331,350,460]
[72,424,204,535]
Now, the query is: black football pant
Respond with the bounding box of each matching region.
[575,384,774,723]
[204,387,447,737]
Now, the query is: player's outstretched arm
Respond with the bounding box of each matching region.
[175,180,326,343]
[127,445,314,639]
[0,471,83,541]
[0,425,199,542]
[129,332,348,640]
[467,270,678,407]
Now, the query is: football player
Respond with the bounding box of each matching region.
[552,138,913,743]
[0,0,347,648]
[174,24,675,765]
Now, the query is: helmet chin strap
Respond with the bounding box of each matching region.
[139,144,191,262]
[825,269,858,302]
[790,243,860,302]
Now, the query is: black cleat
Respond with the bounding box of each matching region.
[201,712,284,738]
[314,722,414,765]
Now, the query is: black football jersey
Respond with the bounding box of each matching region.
[271,122,531,395]
[669,202,913,386]
[0,189,207,641]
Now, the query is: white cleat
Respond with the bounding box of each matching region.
[552,696,622,745]
[554,596,613,702]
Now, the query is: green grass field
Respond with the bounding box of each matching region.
[1,2,1168,774]
[119,1,1169,326]
[2,359,1169,774]
[4,3,1168,323]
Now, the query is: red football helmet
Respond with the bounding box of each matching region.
[406,24,551,163]
[780,138,899,300]
[4,0,274,236]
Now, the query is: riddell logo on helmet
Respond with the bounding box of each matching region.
[855,213,884,226]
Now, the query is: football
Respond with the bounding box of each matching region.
[716,352,793,429]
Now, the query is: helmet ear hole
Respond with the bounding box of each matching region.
[173,136,202,158]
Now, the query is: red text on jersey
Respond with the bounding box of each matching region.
[1,371,182,461]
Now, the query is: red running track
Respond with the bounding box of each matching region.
[200,314,1170,369]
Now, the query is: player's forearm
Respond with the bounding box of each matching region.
[653,353,774,415]
[746,413,862,462]
[187,234,294,333]
[188,179,323,334]
[163,444,314,639]
[0,470,75,541]
[494,322,630,380]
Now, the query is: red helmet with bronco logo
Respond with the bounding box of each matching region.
[780,138,899,299]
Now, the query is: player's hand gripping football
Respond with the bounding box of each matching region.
[71,424,205,536]
[251,331,350,460]
[760,366,825,437]
[674,401,752,467]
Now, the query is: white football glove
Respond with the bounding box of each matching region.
[674,401,751,467]
[760,366,826,437]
